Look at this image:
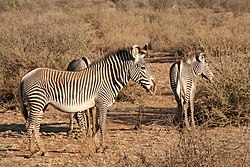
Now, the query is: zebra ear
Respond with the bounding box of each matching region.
[132,45,140,60]
[198,53,205,62]
[141,43,148,56]
[142,43,148,51]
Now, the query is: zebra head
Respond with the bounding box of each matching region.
[129,44,156,94]
[184,51,202,64]
[195,53,214,82]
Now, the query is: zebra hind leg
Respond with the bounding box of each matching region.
[183,102,190,130]
[27,127,37,155]
[68,113,74,135]
[86,109,92,138]
[190,100,196,129]
[27,110,48,157]
[177,101,184,128]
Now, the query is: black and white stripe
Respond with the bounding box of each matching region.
[19,44,155,156]
[169,52,214,129]
[65,57,91,134]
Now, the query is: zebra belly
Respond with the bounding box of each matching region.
[49,98,95,113]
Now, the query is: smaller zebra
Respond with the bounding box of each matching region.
[169,51,214,129]
[66,57,94,135]
[66,57,91,71]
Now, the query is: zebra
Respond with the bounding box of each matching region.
[170,51,201,116]
[66,57,91,71]
[19,44,156,156]
[169,51,214,129]
[66,57,93,135]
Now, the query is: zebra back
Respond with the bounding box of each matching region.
[67,57,91,71]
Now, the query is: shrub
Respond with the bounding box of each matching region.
[196,53,249,126]
[0,0,249,128]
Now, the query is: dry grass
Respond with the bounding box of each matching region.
[0,0,249,166]
[0,106,249,166]
[1,0,249,123]
[196,53,249,127]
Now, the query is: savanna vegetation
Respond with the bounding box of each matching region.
[0,0,249,166]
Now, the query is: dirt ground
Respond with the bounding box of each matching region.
[0,60,249,166]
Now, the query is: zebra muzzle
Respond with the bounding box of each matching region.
[201,74,213,83]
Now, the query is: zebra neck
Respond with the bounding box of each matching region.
[109,63,130,95]
[191,62,202,76]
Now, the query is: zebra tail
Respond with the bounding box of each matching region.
[19,79,28,120]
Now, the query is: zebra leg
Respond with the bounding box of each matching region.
[95,103,108,153]
[190,100,196,129]
[68,113,74,135]
[91,107,99,151]
[83,111,88,140]
[27,125,36,155]
[27,110,47,156]
[87,109,92,137]
[75,111,88,142]
[25,118,30,130]
[99,114,107,152]
[75,111,86,131]
[86,108,97,152]
[83,109,91,147]
[183,102,190,130]
[92,107,98,136]
[177,100,184,128]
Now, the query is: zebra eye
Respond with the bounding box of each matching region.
[141,66,146,70]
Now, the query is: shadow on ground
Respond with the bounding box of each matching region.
[108,107,178,127]
[0,107,177,134]
[0,123,69,133]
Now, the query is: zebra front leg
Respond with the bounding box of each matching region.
[84,108,94,151]
[95,104,108,153]
[91,107,99,151]
[85,108,97,152]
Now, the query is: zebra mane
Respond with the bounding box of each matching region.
[89,48,134,67]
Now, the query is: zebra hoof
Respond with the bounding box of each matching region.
[96,146,108,153]
[29,151,43,158]
[28,150,48,158]
[41,151,49,156]
[186,126,192,131]
[67,130,73,136]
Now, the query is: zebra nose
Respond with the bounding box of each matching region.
[209,77,214,83]
[209,73,214,83]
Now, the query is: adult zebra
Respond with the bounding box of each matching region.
[169,51,214,129]
[19,44,156,156]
